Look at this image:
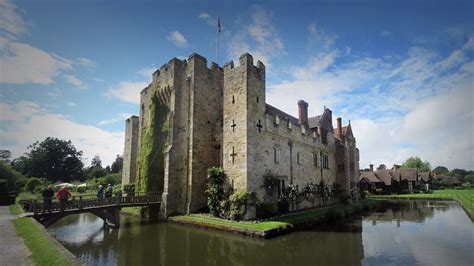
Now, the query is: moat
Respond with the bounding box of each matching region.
[48,200,473,266]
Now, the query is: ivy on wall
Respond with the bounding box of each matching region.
[136,92,170,193]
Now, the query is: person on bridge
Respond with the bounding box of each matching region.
[56,185,71,212]
[42,185,54,212]
[105,184,113,199]
[97,185,104,199]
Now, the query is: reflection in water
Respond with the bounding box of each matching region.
[48,200,474,266]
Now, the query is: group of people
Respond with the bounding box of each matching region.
[41,183,114,212]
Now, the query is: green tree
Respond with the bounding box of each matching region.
[91,155,102,168]
[400,157,431,172]
[20,137,84,182]
[111,155,123,173]
[433,166,449,175]
[0,161,25,193]
[377,164,387,170]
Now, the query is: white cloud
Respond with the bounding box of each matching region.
[266,28,474,169]
[0,101,124,166]
[106,81,148,104]
[97,113,133,126]
[67,102,76,107]
[63,74,85,89]
[308,23,338,49]
[136,67,156,78]
[76,57,97,67]
[0,0,31,36]
[227,5,285,67]
[0,38,72,84]
[198,12,215,27]
[167,31,188,48]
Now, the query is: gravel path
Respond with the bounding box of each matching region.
[0,206,33,266]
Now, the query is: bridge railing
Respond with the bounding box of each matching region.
[20,194,161,215]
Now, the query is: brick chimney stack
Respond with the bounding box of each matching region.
[297,100,308,126]
[336,117,343,139]
[370,164,374,172]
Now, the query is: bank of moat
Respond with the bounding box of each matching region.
[122,52,360,219]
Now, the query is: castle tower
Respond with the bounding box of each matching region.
[135,53,223,219]
[223,53,266,193]
[122,115,139,188]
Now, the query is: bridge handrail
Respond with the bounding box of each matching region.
[20,194,161,215]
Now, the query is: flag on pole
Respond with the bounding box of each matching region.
[217,16,221,32]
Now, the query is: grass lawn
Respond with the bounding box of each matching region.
[172,200,380,231]
[12,218,75,266]
[121,206,143,216]
[370,189,473,217]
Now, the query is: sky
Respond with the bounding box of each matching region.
[0,0,472,170]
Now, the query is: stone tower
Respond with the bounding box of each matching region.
[223,53,266,193]
[135,53,223,219]
[122,115,139,188]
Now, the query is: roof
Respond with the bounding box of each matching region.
[418,172,431,182]
[308,115,321,129]
[265,104,299,125]
[358,168,419,185]
[398,168,418,181]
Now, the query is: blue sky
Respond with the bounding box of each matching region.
[0,0,472,169]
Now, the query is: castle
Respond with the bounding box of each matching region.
[122,52,359,219]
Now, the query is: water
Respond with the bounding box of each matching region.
[48,200,474,266]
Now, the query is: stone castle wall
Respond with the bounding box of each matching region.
[122,115,139,187]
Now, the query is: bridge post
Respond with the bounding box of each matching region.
[79,196,83,210]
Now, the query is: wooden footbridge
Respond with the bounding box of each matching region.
[20,194,161,228]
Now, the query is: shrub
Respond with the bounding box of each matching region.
[103,173,122,186]
[228,191,250,220]
[123,184,135,196]
[24,178,43,192]
[205,167,225,216]
[76,186,87,193]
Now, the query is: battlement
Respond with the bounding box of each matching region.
[223,53,265,74]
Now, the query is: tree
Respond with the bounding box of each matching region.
[111,155,123,173]
[400,157,431,172]
[377,164,387,170]
[433,166,449,175]
[0,150,12,163]
[0,161,25,193]
[20,137,84,182]
[450,168,472,183]
[91,155,102,168]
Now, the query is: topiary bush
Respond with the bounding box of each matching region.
[228,191,250,220]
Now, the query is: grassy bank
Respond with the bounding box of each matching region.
[12,218,77,265]
[170,200,381,237]
[9,203,23,215]
[370,189,473,218]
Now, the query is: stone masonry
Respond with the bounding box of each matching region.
[122,115,139,188]
[122,52,359,219]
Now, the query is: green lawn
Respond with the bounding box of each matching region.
[12,218,75,266]
[371,189,474,218]
[8,203,23,215]
[171,200,380,231]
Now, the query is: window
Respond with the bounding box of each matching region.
[297,152,301,165]
[273,148,280,164]
[338,164,344,172]
[321,129,328,145]
[232,95,235,104]
[322,154,330,169]
[313,153,318,167]
[257,96,259,103]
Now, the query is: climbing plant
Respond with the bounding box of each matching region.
[136,92,169,193]
[261,170,280,198]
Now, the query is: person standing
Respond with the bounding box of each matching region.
[56,185,71,212]
[97,185,104,199]
[42,185,54,212]
[105,184,113,198]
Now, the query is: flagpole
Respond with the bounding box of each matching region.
[216,15,220,64]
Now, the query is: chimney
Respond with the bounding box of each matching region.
[336,117,343,139]
[297,100,308,126]
[370,164,374,172]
